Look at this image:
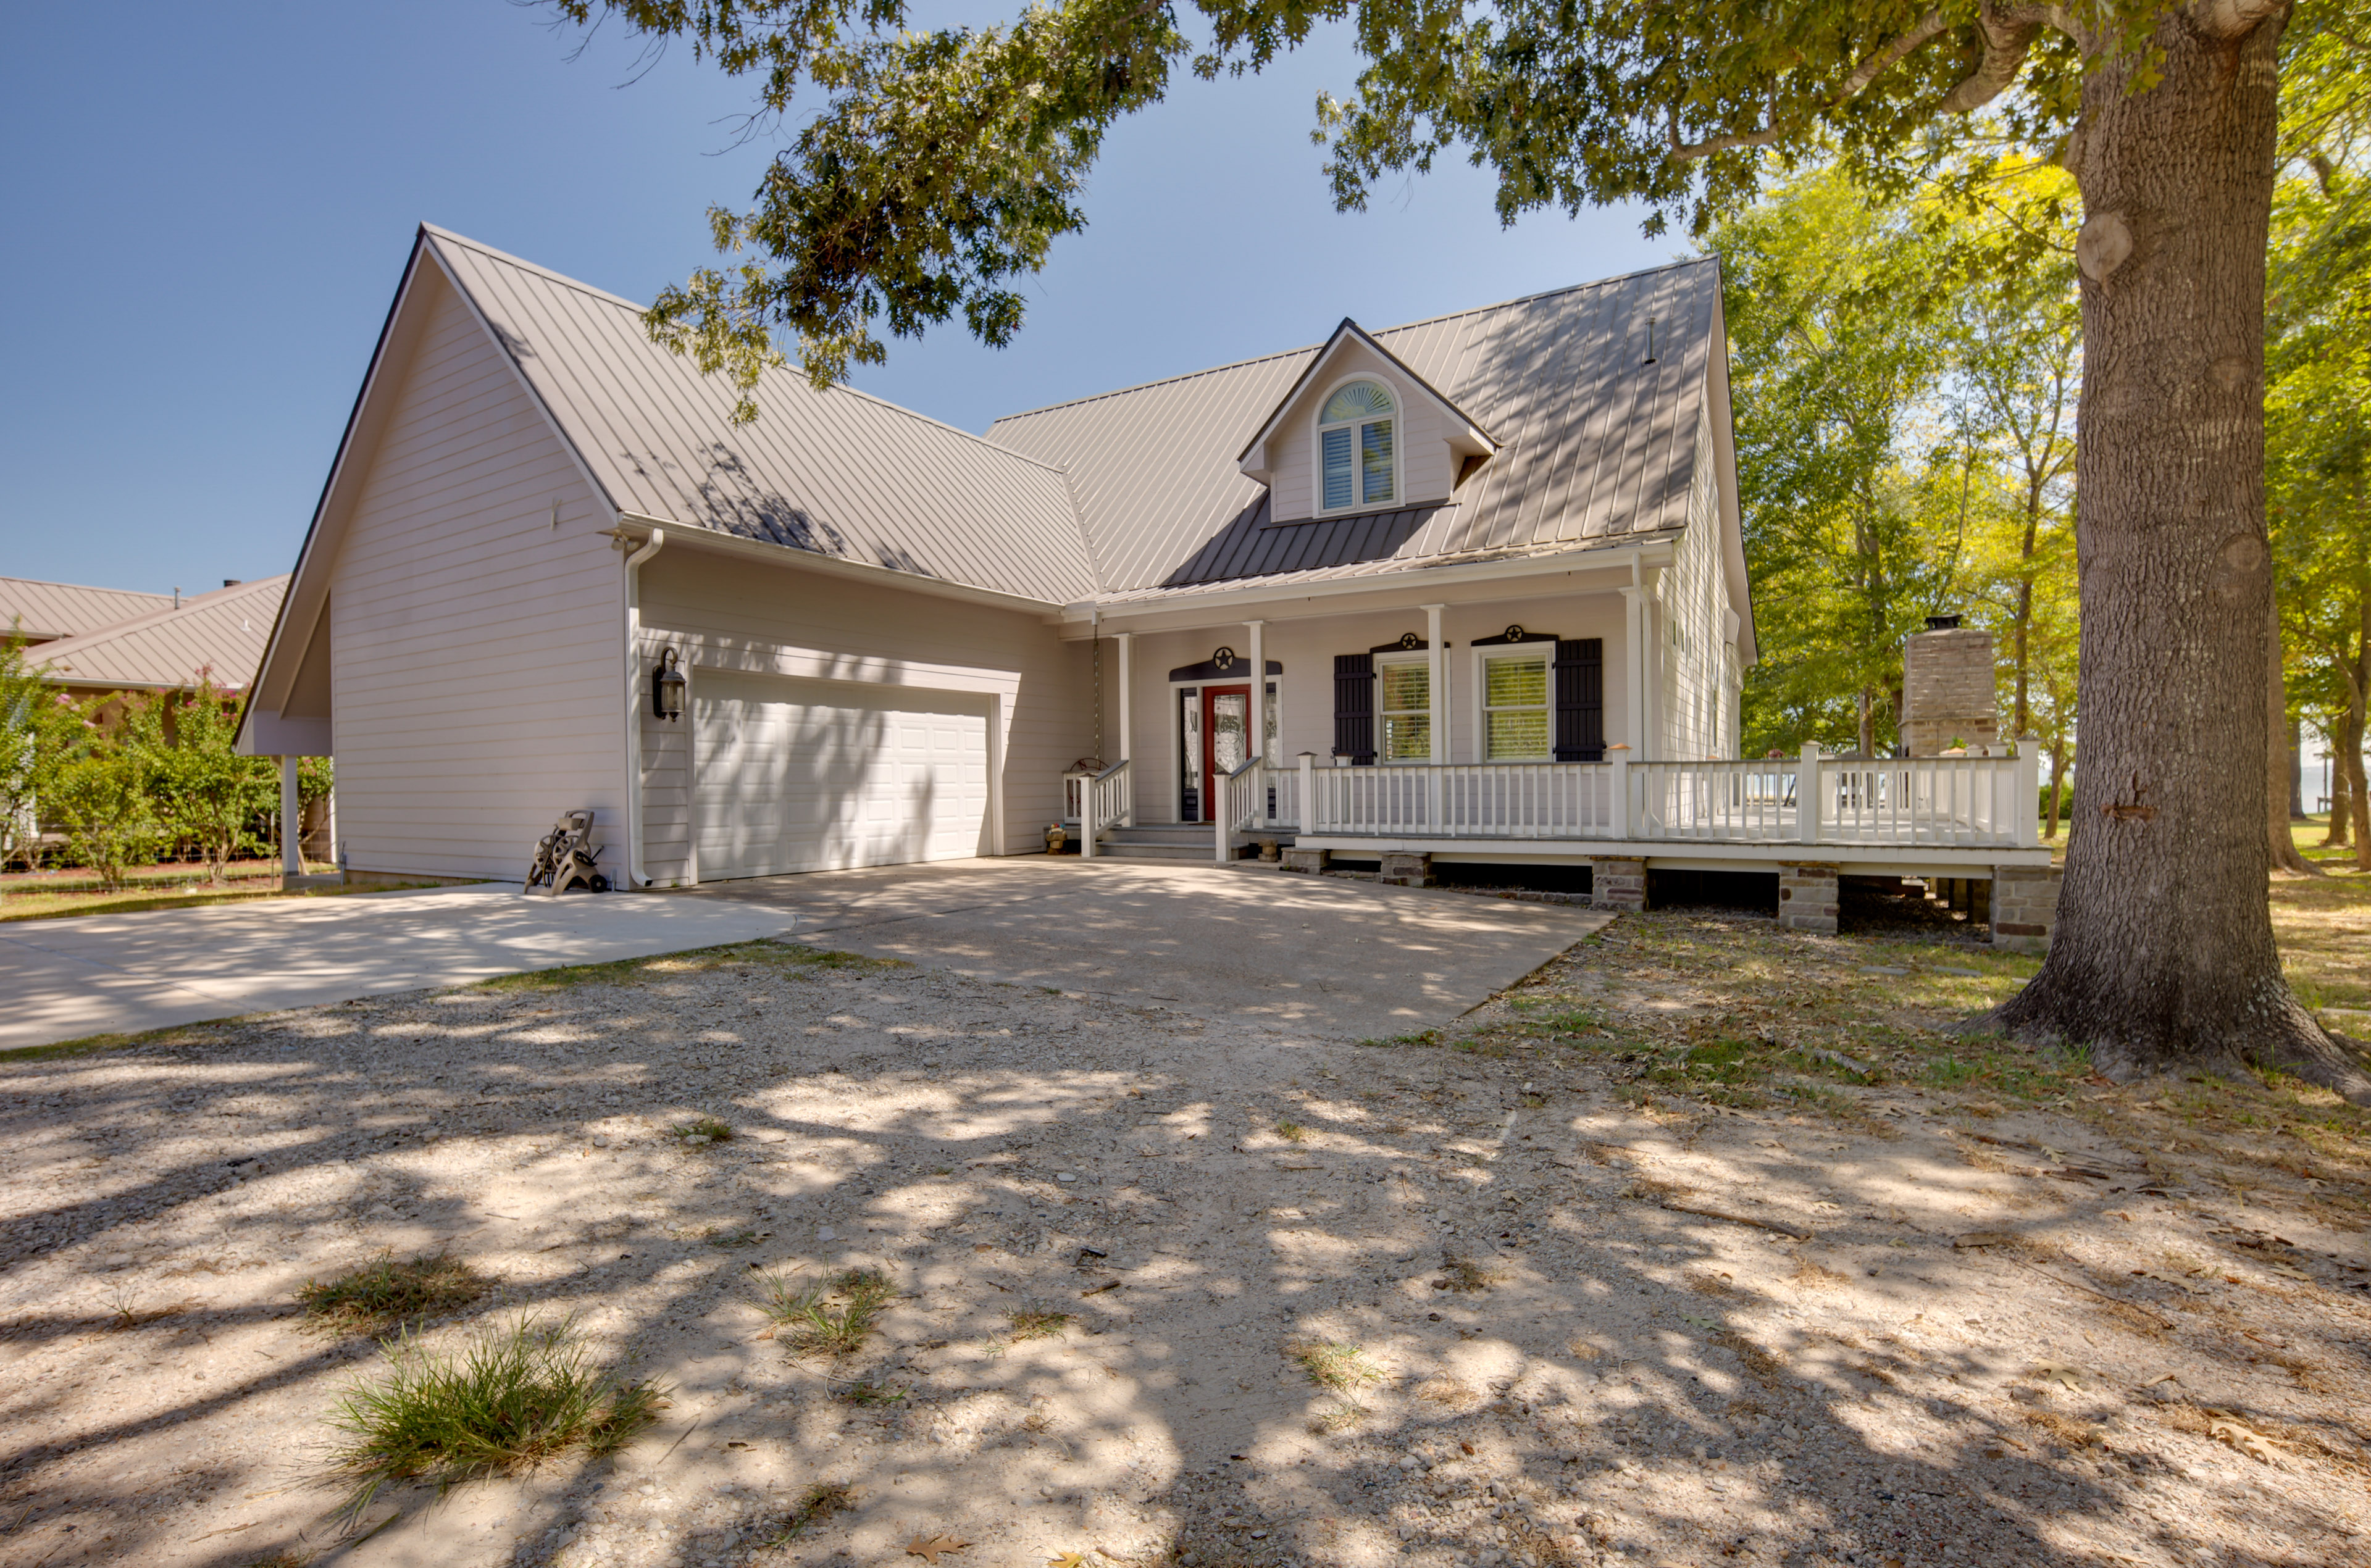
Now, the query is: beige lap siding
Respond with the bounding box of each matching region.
[634,545,1092,879]
[329,270,625,883]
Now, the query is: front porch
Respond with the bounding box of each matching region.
[1064,743,2058,949]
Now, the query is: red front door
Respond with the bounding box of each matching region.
[1200,685,1250,822]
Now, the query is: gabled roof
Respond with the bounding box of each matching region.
[1233,317,1496,468]
[989,257,1725,597]
[31,576,286,691]
[0,577,175,645]
[419,227,1092,604]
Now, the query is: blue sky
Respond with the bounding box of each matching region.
[1,2,1675,594]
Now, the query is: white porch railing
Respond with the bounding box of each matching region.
[1290,743,2037,848]
[1215,754,1266,862]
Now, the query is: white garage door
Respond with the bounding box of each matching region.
[693,673,991,880]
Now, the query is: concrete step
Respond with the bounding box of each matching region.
[1098,841,1219,862]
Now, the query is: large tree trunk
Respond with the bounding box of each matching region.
[2267,593,2316,873]
[2328,731,2354,847]
[1995,8,2369,1098]
[2346,598,2371,870]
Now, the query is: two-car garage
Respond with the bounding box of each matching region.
[688,672,994,880]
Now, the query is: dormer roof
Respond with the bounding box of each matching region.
[1232,317,1497,483]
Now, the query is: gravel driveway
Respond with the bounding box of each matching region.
[1,927,2362,1568]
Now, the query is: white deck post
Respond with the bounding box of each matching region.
[1215,778,1229,864]
[1618,585,1648,761]
[1299,750,1317,833]
[1424,603,1445,830]
[1798,741,1822,846]
[1609,746,1631,841]
[1116,632,1135,825]
[1082,770,1098,861]
[1245,619,1266,767]
[2015,735,2041,846]
[278,755,303,877]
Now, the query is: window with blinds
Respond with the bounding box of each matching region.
[1378,658,1431,761]
[1318,381,1395,513]
[1483,652,1551,759]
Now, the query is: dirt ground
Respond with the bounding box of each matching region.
[2,898,2368,1568]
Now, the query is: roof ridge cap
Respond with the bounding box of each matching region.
[825,383,1073,476]
[420,224,653,314]
[990,256,1713,424]
[31,575,287,661]
[990,344,1322,423]
[0,575,175,600]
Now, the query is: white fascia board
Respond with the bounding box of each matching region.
[235,709,333,758]
[1705,290,1757,669]
[612,513,1065,616]
[1236,320,1497,481]
[1056,540,1676,636]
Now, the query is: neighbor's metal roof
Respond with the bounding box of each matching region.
[31,576,288,691]
[989,258,1720,596]
[423,227,1093,604]
[0,577,176,644]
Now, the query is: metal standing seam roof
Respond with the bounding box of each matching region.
[987,258,1721,598]
[0,578,177,644]
[422,227,1094,605]
[30,575,288,691]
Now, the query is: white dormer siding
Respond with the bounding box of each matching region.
[1241,333,1491,520]
[1658,393,1734,761]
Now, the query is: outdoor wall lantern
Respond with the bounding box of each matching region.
[652,646,687,721]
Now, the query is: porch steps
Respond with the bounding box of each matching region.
[1092,824,1295,862]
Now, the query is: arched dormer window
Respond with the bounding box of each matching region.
[1317,380,1395,514]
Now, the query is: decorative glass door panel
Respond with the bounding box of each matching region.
[1178,689,1202,822]
[1201,685,1249,819]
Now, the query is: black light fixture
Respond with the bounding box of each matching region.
[652,646,686,720]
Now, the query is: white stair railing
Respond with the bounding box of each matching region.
[1213,755,1263,863]
[1079,759,1131,861]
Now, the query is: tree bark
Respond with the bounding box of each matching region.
[2267,593,2316,873]
[2328,729,2354,846]
[2045,744,2067,839]
[2346,595,2371,870]
[2288,719,2304,820]
[1994,8,2370,1099]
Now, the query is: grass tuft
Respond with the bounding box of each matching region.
[298,1253,491,1337]
[1008,1308,1074,1341]
[1275,1118,1308,1143]
[765,1481,856,1546]
[1289,1340,1384,1393]
[322,1316,664,1518]
[755,1267,897,1357]
[672,1116,734,1143]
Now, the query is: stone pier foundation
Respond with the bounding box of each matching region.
[1779,862,1840,935]
[1589,856,1647,912]
[1378,851,1434,888]
[1992,866,2062,954]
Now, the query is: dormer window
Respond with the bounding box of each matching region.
[1318,381,1395,513]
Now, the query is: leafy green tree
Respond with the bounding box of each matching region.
[2268,151,2371,872]
[151,674,277,885]
[0,634,83,872]
[556,0,2368,1095]
[48,694,167,892]
[1715,169,1957,759]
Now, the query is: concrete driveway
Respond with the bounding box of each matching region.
[0,885,798,1052]
[669,857,1611,1038]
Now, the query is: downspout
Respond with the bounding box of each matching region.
[623,527,665,889]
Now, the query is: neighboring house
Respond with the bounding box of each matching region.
[238,226,2052,943]
[0,577,177,649]
[17,576,288,701]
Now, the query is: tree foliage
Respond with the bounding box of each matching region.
[553,1,2131,400]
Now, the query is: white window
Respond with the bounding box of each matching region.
[1378,657,1430,761]
[1317,380,1395,514]
[1482,651,1551,760]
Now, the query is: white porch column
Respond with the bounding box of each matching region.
[1618,585,1649,761]
[1423,603,1445,762]
[1116,632,1134,826]
[278,756,302,877]
[1245,620,1266,761]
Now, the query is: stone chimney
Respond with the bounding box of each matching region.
[1900,614,1998,756]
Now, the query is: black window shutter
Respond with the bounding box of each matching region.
[1334,653,1376,765]
[1554,638,1604,761]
